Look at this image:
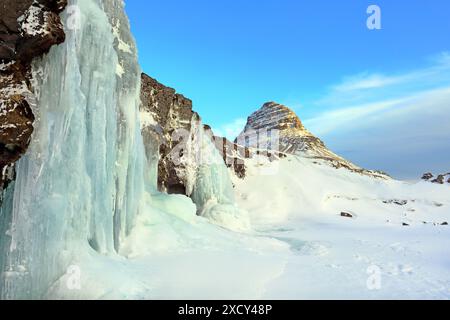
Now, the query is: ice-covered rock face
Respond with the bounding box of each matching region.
[140,73,197,194]
[236,102,389,179]
[0,0,146,299]
[0,0,66,192]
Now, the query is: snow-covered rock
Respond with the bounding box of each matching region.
[0,0,66,192]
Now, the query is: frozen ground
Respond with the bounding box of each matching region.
[233,155,450,299]
[47,155,450,300]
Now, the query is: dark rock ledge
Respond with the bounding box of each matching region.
[0,0,66,194]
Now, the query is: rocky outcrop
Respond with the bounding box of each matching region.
[236,102,389,179]
[0,0,66,192]
[422,173,434,181]
[140,73,198,194]
[422,172,450,184]
[209,132,286,179]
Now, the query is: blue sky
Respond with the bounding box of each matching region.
[125,0,450,179]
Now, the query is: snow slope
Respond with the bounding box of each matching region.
[231,155,450,299]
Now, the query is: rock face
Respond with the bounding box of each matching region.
[0,0,66,192]
[140,73,198,194]
[236,102,389,179]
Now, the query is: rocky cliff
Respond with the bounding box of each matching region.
[140,73,199,194]
[0,0,66,192]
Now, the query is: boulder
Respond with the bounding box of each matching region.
[341,212,353,218]
[421,173,433,180]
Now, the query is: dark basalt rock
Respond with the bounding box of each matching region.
[383,199,408,206]
[0,0,67,192]
[341,212,353,218]
[423,172,450,185]
[432,175,445,185]
[0,0,66,63]
[422,173,433,181]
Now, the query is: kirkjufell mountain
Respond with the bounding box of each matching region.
[0,0,449,300]
[236,101,388,178]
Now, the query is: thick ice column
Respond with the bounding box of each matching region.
[102,0,146,251]
[0,0,145,299]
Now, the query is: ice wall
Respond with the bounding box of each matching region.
[0,0,146,299]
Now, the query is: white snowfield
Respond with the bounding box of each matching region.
[232,156,450,299]
[47,155,450,300]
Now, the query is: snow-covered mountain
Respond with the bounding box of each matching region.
[236,101,389,179]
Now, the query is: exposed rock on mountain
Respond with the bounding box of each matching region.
[433,173,450,185]
[422,173,434,181]
[422,172,450,184]
[0,0,66,192]
[210,133,286,179]
[236,102,389,179]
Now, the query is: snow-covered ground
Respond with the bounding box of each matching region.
[47,155,450,300]
[233,155,450,299]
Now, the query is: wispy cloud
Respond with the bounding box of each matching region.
[316,51,450,108]
[332,73,404,92]
[213,118,247,140]
[303,52,450,179]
